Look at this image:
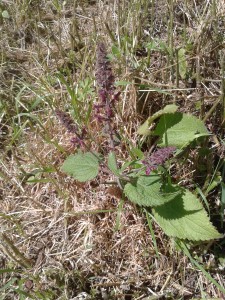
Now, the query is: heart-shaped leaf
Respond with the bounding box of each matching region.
[153,113,210,148]
[61,152,100,182]
[153,189,222,241]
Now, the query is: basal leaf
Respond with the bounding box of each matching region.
[61,152,99,182]
[124,174,181,207]
[153,189,222,241]
[138,104,178,135]
[153,112,210,148]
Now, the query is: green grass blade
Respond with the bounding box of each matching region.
[145,209,159,258]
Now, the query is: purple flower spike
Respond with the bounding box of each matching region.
[55,109,87,148]
[96,42,115,94]
[94,42,121,151]
[94,42,120,124]
[55,109,79,134]
[142,146,176,175]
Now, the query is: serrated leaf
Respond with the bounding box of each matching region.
[124,175,181,207]
[153,189,222,241]
[138,104,178,135]
[153,112,210,148]
[108,152,120,176]
[178,48,187,79]
[61,152,99,182]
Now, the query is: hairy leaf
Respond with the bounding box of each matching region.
[124,175,181,207]
[153,113,210,148]
[61,152,99,182]
[138,104,178,135]
[153,189,222,241]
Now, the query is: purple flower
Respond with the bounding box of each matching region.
[94,42,120,123]
[96,42,115,94]
[94,42,121,152]
[55,109,87,147]
[142,147,176,175]
[55,109,78,134]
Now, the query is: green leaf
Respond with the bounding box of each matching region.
[111,45,121,56]
[124,174,181,207]
[130,147,144,159]
[153,112,210,148]
[178,48,187,79]
[61,152,100,182]
[108,152,120,176]
[120,160,138,172]
[145,40,159,51]
[221,182,225,206]
[153,189,222,241]
[138,104,178,135]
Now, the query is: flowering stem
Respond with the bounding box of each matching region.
[95,42,120,158]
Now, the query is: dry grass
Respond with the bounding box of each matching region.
[0,0,225,299]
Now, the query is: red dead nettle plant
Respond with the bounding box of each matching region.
[56,42,173,175]
[58,42,221,242]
